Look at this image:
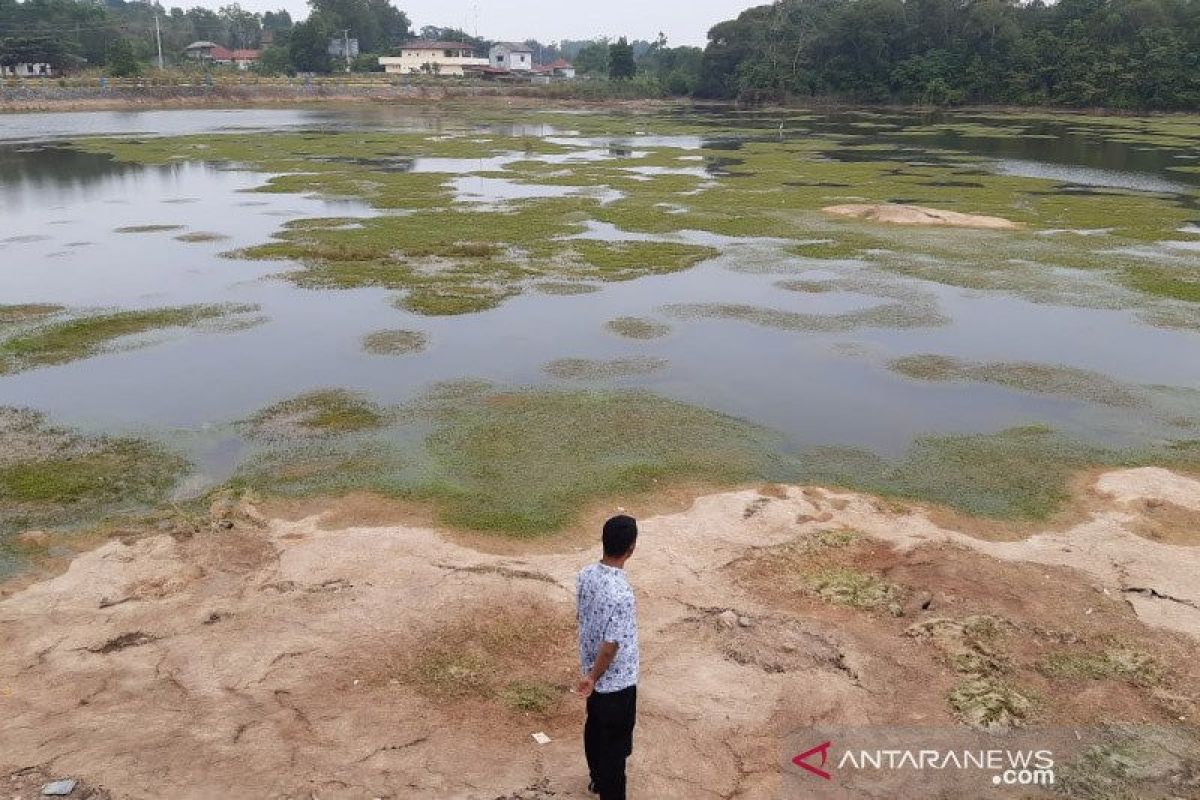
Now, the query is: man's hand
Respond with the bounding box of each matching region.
[575,674,596,698]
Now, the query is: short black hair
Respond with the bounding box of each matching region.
[602,515,638,557]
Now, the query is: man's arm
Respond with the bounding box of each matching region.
[576,640,619,698]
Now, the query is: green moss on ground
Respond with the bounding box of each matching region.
[802,566,904,615]
[1039,647,1164,687]
[0,305,258,375]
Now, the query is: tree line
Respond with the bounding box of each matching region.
[696,0,1200,109]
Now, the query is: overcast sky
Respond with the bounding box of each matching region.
[247,0,759,47]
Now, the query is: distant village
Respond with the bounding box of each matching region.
[174,37,576,81]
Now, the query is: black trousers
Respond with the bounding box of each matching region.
[584,685,637,800]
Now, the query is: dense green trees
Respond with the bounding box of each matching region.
[698,0,1200,109]
[608,36,635,80]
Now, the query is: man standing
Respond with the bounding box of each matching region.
[576,515,640,800]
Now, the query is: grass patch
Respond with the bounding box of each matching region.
[802,566,904,615]
[1039,647,1164,687]
[362,329,428,356]
[948,676,1034,731]
[402,602,571,716]
[500,680,560,714]
[0,305,257,375]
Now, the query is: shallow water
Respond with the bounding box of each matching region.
[1,106,1199,498]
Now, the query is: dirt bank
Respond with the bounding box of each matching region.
[2,469,1198,798]
[0,84,679,114]
[823,203,1022,230]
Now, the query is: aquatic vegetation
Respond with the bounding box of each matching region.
[542,357,667,380]
[533,281,601,295]
[241,197,714,315]
[0,408,188,544]
[665,300,949,332]
[113,224,186,234]
[792,426,1110,520]
[246,390,387,439]
[235,388,787,535]
[605,316,671,339]
[0,304,258,375]
[174,231,231,243]
[889,356,1144,407]
[0,304,63,325]
[362,329,428,356]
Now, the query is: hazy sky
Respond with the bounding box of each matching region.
[242,0,759,47]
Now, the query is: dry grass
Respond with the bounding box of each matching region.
[396,600,575,717]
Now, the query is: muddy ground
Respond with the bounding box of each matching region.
[2,469,1199,799]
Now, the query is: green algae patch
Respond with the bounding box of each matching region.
[0,304,64,325]
[362,329,428,356]
[666,300,949,332]
[571,240,717,279]
[0,304,258,375]
[174,231,232,244]
[605,316,671,339]
[1122,264,1200,303]
[113,224,186,234]
[534,281,601,295]
[234,388,787,536]
[543,357,667,380]
[793,426,1109,521]
[247,390,387,440]
[0,408,188,544]
[420,390,785,534]
[240,198,715,315]
[889,356,1144,408]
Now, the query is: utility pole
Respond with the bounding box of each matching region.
[154,14,164,70]
[342,28,351,73]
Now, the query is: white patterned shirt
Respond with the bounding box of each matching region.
[576,562,639,693]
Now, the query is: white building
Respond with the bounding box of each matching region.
[489,42,533,72]
[0,63,53,77]
[379,40,488,76]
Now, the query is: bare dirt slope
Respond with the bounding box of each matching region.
[2,468,1199,799]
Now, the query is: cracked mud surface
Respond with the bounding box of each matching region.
[2,468,1199,798]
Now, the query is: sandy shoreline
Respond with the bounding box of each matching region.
[2,469,1198,798]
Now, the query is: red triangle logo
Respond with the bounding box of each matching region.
[792,740,833,781]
